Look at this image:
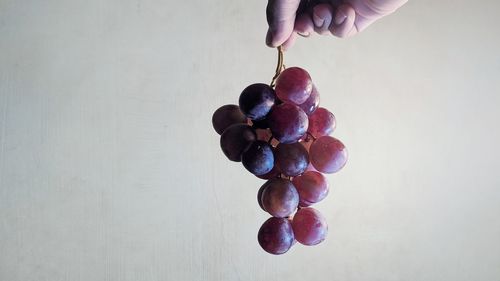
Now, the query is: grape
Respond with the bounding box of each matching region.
[275,67,313,105]
[258,217,295,255]
[299,84,320,115]
[292,171,329,207]
[239,83,276,120]
[291,207,328,246]
[308,108,336,138]
[309,136,348,173]
[256,165,280,180]
[275,142,309,177]
[241,141,274,176]
[257,182,268,211]
[261,178,299,218]
[212,104,247,135]
[220,124,257,162]
[268,103,308,144]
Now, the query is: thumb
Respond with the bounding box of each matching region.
[266,0,302,47]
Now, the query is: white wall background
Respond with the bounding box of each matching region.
[1,0,500,280]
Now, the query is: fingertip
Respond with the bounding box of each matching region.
[312,12,325,28]
[295,13,314,37]
[334,10,347,25]
[312,4,334,35]
[266,0,301,47]
[330,4,356,38]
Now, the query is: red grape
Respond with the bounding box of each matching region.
[220,124,257,162]
[292,207,328,246]
[261,178,299,218]
[212,104,247,135]
[309,136,348,173]
[299,84,320,115]
[292,171,329,207]
[268,103,308,144]
[241,141,274,176]
[308,107,336,138]
[275,67,313,105]
[258,217,295,255]
[239,83,276,120]
[275,142,309,177]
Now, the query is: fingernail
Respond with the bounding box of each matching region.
[312,12,325,28]
[334,11,347,25]
[297,31,310,37]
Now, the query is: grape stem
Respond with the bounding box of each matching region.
[267,135,274,144]
[270,46,284,88]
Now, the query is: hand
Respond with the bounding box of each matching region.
[266,0,408,48]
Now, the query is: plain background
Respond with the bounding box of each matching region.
[1,0,500,280]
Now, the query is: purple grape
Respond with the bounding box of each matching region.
[299,84,320,115]
[239,83,276,120]
[257,181,269,211]
[309,136,348,173]
[220,124,256,162]
[258,217,295,255]
[242,141,274,176]
[261,178,299,218]
[292,171,329,207]
[268,103,308,144]
[275,67,313,105]
[308,107,336,138]
[212,104,247,135]
[275,142,309,177]
[291,207,328,246]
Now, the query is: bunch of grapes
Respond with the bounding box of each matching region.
[212,49,347,255]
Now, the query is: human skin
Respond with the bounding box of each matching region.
[266,0,408,48]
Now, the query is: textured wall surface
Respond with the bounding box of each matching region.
[1,1,500,280]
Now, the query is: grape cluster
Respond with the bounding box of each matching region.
[212,65,347,255]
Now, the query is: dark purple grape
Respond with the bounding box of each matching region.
[241,141,274,176]
[212,104,247,135]
[256,165,281,180]
[239,83,276,120]
[292,207,328,246]
[310,136,347,173]
[220,124,256,162]
[299,84,320,115]
[268,103,308,144]
[258,217,295,255]
[275,67,313,105]
[261,178,299,218]
[308,107,336,138]
[292,171,329,207]
[275,142,309,177]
